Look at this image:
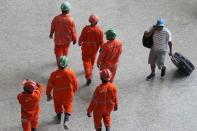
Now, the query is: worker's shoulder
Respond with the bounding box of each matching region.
[64,68,76,75]
[17,92,23,99]
[114,39,123,45]
[107,82,116,88]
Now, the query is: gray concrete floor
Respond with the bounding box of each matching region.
[0,0,197,131]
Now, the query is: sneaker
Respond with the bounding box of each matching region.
[146,73,155,81]
[63,122,69,129]
[161,66,166,77]
[86,79,92,86]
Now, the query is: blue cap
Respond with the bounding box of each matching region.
[156,19,165,27]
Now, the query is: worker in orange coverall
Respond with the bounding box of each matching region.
[46,56,78,129]
[97,29,122,82]
[49,1,77,64]
[78,14,104,86]
[87,69,118,131]
[17,79,43,131]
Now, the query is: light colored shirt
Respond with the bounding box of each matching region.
[152,27,172,51]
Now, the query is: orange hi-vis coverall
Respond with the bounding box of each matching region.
[46,68,78,114]
[79,25,104,80]
[51,14,77,57]
[87,82,118,129]
[17,84,43,131]
[97,39,122,82]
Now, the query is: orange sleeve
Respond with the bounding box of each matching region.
[71,19,77,42]
[70,70,78,93]
[46,73,54,96]
[51,17,56,33]
[87,88,98,113]
[17,93,22,104]
[33,83,43,101]
[113,85,118,107]
[99,28,104,48]
[97,45,107,66]
[78,26,87,45]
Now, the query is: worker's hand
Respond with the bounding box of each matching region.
[99,48,102,53]
[73,40,77,45]
[87,113,91,117]
[49,34,53,39]
[78,42,82,46]
[47,95,53,102]
[114,105,118,111]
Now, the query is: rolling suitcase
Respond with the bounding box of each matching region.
[171,52,195,75]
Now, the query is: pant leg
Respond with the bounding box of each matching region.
[31,119,38,129]
[109,65,117,83]
[63,102,72,114]
[148,49,157,65]
[93,111,103,129]
[54,100,63,113]
[156,50,167,69]
[103,114,111,128]
[82,52,93,79]
[21,118,31,131]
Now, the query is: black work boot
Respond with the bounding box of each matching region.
[146,73,155,81]
[161,66,166,77]
[31,128,37,131]
[96,128,102,131]
[86,79,92,86]
[106,126,110,131]
[56,113,62,124]
[63,113,70,129]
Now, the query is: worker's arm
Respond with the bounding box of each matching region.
[87,88,98,116]
[70,71,78,93]
[49,17,56,39]
[71,19,77,45]
[78,26,87,46]
[97,45,107,68]
[46,74,54,101]
[99,29,104,49]
[33,83,43,101]
[113,86,118,111]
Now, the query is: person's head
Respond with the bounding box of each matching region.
[61,1,71,14]
[89,14,99,26]
[58,56,69,69]
[155,19,165,31]
[23,79,37,94]
[105,29,117,40]
[100,69,112,83]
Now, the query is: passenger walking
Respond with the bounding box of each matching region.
[144,19,172,81]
